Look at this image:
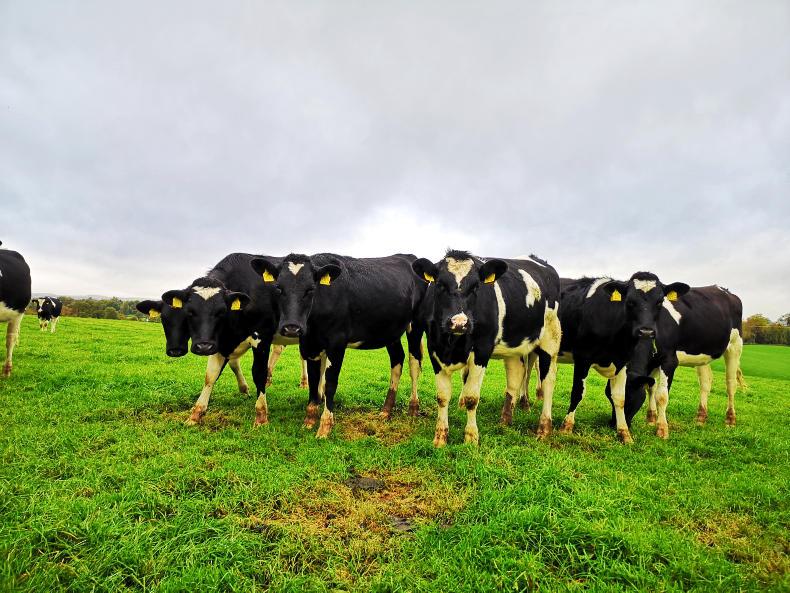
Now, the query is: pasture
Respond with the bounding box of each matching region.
[1,315,788,592]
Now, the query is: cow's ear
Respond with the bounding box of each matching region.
[412,258,438,284]
[225,291,251,312]
[602,281,628,302]
[250,257,280,283]
[162,290,188,309]
[136,299,163,318]
[314,264,342,286]
[662,282,690,302]
[479,259,508,284]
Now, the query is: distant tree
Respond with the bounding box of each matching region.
[778,313,790,327]
[102,307,119,320]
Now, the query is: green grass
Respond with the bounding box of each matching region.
[1,316,788,592]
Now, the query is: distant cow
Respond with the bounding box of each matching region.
[250,253,427,438]
[31,297,62,333]
[549,274,689,443]
[413,251,561,446]
[645,285,745,438]
[0,241,32,377]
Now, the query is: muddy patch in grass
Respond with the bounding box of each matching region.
[339,409,419,445]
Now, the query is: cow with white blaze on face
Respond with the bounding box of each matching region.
[0,241,32,377]
[413,250,561,446]
[155,253,297,427]
[644,285,745,438]
[545,274,689,443]
[31,297,63,333]
[249,253,428,437]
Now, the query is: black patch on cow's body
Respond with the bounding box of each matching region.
[0,248,32,313]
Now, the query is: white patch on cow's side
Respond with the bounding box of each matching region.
[347,341,363,349]
[287,262,304,275]
[586,278,612,299]
[591,363,617,379]
[446,257,474,287]
[633,279,657,293]
[493,282,506,345]
[0,302,23,323]
[677,351,714,367]
[662,298,682,324]
[514,254,546,267]
[193,286,221,300]
[430,351,467,373]
[518,270,542,307]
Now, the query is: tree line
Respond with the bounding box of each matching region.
[27,297,159,323]
[743,313,790,345]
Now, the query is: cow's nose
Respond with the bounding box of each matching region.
[638,328,656,338]
[192,341,216,355]
[167,347,188,357]
[281,324,302,338]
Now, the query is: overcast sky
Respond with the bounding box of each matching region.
[1,1,788,318]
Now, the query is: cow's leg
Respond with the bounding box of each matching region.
[695,364,712,424]
[654,361,677,439]
[723,330,743,426]
[380,341,405,420]
[299,356,309,389]
[266,344,284,387]
[186,354,227,425]
[461,358,487,445]
[249,340,274,427]
[536,349,558,439]
[316,347,345,439]
[406,326,424,416]
[303,356,323,429]
[229,356,250,396]
[3,316,22,377]
[610,367,633,443]
[39,318,46,331]
[518,352,538,411]
[646,368,659,424]
[50,317,58,333]
[560,361,590,434]
[500,356,525,426]
[433,370,453,447]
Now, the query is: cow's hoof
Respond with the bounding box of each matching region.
[316,412,334,439]
[265,378,273,387]
[618,428,634,444]
[408,400,420,417]
[535,387,544,401]
[656,422,669,439]
[518,396,531,412]
[253,418,269,428]
[299,379,309,389]
[254,410,269,427]
[725,409,736,427]
[464,428,479,446]
[379,409,392,421]
[500,392,514,425]
[536,417,552,440]
[303,403,320,429]
[433,427,449,448]
[185,406,206,426]
[559,419,574,435]
[380,388,396,419]
[239,385,250,396]
[646,409,657,425]
[1,364,11,378]
[695,408,708,425]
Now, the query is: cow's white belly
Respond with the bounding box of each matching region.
[677,351,714,367]
[591,363,617,379]
[0,302,23,323]
[492,337,537,358]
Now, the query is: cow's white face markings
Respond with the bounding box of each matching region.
[518,270,541,307]
[586,278,612,299]
[662,298,682,324]
[287,262,304,275]
[445,257,473,287]
[633,279,657,293]
[193,286,221,300]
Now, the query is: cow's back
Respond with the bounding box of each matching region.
[0,249,32,312]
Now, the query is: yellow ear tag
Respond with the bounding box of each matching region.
[667,290,678,302]
[320,274,331,286]
[148,309,160,319]
[484,273,496,284]
[262,270,275,282]
[230,298,241,311]
[423,273,434,283]
[610,290,622,302]
[171,297,183,309]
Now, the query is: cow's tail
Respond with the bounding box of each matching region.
[736,367,748,390]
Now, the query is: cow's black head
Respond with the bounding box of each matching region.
[596,273,689,340]
[136,299,190,357]
[249,254,341,338]
[412,250,507,338]
[160,277,251,356]
[33,297,56,320]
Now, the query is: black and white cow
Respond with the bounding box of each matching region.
[412,251,561,446]
[250,253,428,438]
[546,274,689,443]
[31,297,63,333]
[0,241,32,377]
[644,285,744,438]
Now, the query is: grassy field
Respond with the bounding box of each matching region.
[1,315,788,592]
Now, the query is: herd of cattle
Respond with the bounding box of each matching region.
[1,241,745,446]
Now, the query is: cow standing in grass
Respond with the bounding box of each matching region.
[250,253,428,438]
[412,251,561,446]
[32,297,62,333]
[546,274,689,443]
[0,241,31,377]
[645,285,745,438]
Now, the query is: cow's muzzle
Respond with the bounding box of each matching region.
[192,341,218,355]
[167,346,188,357]
[637,327,656,338]
[280,324,303,338]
